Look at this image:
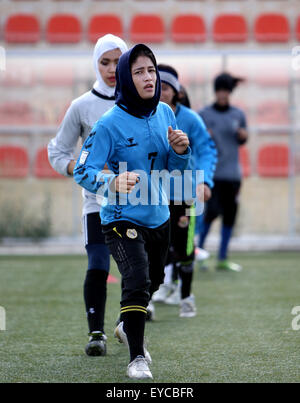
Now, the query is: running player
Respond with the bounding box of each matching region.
[152,64,217,317]
[198,72,248,272]
[48,34,128,356]
[74,44,190,379]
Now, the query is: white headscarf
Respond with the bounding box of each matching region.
[93,34,128,97]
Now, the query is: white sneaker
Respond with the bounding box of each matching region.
[180,295,197,318]
[195,247,210,261]
[114,321,152,364]
[146,300,155,321]
[152,283,173,303]
[127,355,153,380]
[164,283,181,305]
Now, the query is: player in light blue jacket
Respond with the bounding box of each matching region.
[74,44,190,380]
[151,65,217,318]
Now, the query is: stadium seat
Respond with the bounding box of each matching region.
[254,14,290,42]
[171,15,206,43]
[46,14,82,43]
[4,14,40,43]
[213,14,248,42]
[257,144,289,177]
[296,16,300,41]
[130,14,165,43]
[0,102,34,125]
[0,66,34,87]
[34,147,65,178]
[88,15,123,42]
[42,64,74,86]
[256,101,289,126]
[0,145,29,178]
[239,146,251,177]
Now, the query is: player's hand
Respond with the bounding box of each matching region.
[67,160,76,176]
[112,171,140,193]
[196,183,211,202]
[237,127,248,142]
[168,126,189,155]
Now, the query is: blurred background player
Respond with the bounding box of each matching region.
[197,72,248,272]
[48,34,128,356]
[178,84,191,109]
[151,64,217,317]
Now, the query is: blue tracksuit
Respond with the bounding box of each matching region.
[73,102,191,228]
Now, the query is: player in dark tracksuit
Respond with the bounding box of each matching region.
[198,72,248,272]
[74,44,191,379]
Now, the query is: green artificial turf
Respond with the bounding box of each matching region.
[0,252,299,383]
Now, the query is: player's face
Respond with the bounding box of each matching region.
[98,48,122,87]
[160,82,176,106]
[215,89,230,106]
[131,56,157,100]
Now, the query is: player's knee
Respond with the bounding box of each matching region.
[86,243,110,271]
[180,262,194,273]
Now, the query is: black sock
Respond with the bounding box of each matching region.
[172,263,179,282]
[122,311,146,362]
[83,269,108,333]
[179,264,193,300]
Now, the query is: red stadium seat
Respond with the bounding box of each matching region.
[256,101,289,126]
[0,145,29,178]
[296,16,300,41]
[130,14,165,43]
[42,64,74,86]
[46,14,82,43]
[34,147,65,178]
[254,14,290,42]
[239,146,251,177]
[88,15,123,42]
[0,102,34,125]
[171,15,206,43]
[4,14,40,43]
[257,144,289,177]
[213,14,248,42]
[0,66,35,87]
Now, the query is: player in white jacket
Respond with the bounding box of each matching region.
[48,34,128,356]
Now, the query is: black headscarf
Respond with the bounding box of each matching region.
[115,44,161,117]
[214,72,244,93]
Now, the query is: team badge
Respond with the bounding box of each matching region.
[126,229,138,239]
[178,216,189,228]
[79,150,89,164]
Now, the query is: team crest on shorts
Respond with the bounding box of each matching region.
[126,228,137,239]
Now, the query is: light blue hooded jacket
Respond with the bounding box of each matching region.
[74,44,191,228]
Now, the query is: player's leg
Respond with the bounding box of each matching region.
[83,213,110,356]
[103,222,152,379]
[169,203,197,316]
[198,181,221,249]
[216,181,242,272]
[152,206,178,305]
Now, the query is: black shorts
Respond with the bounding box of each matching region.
[102,220,170,308]
[204,180,241,227]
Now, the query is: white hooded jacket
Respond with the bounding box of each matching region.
[48,34,127,216]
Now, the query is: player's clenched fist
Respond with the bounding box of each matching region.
[168,126,189,155]
[112,171,140,193]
